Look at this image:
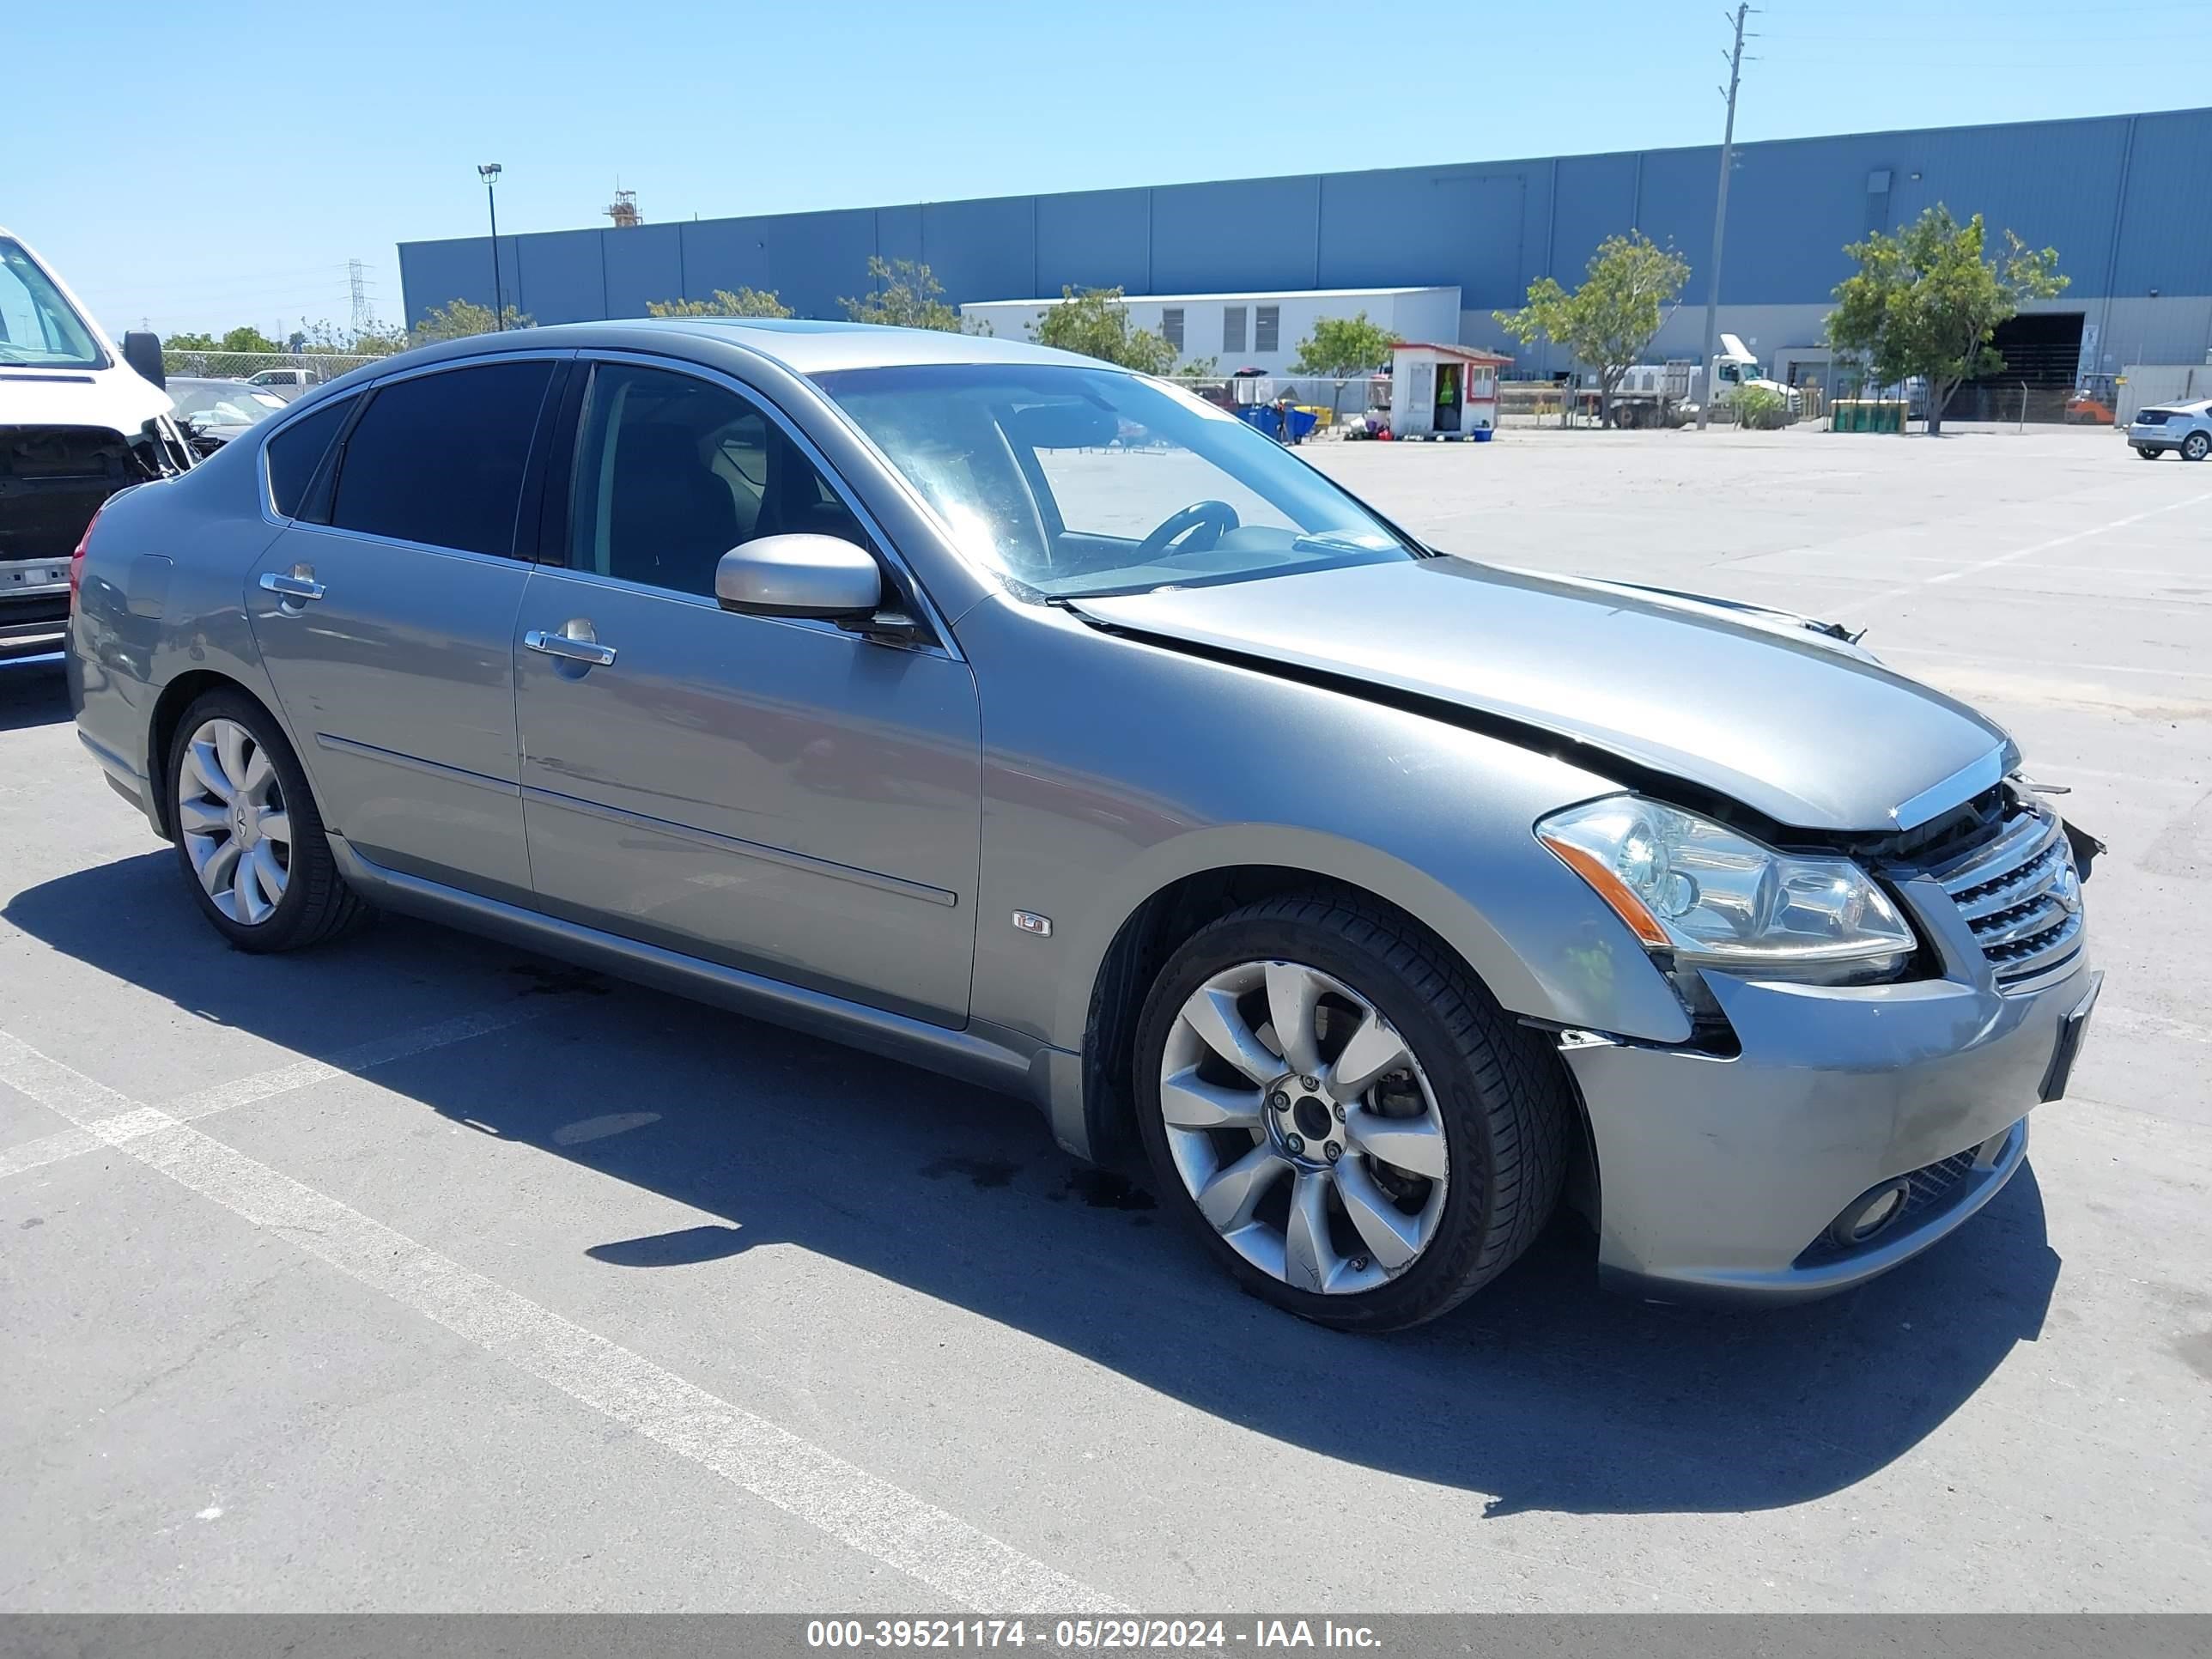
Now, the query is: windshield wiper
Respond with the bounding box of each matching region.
[1291,529,1444,559]
[1290,530,1384,553]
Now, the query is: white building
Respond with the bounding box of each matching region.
[959,285,1462,376]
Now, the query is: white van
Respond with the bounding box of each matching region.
[2,227,193,665]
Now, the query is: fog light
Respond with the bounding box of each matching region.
[1829,1178,1910,1247]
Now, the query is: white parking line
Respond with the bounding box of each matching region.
[2097,1005,2212,1048]
[161,1004,553,1123]
[0,1127,102,1181]
[0,1002,553,1182]
[1853,491,2212,607]
[1875,644,2212,684]
[0,1026,1121,1614]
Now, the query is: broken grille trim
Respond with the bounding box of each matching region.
[1925,800,2084,988]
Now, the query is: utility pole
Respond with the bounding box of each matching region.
[1697,4,1753,430]
[477,163,506,330]
[348,259,368,340]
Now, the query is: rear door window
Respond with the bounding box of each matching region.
[263,396,356,518]
[330,361,556,556]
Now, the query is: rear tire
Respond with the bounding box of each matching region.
[2136,446,2163,460]
[1133,892,1570,1332]
[166,688,373,953]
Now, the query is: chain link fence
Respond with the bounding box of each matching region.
[1170,374,1791,434]
[1170,376,1385,439]
[158,348,389,385]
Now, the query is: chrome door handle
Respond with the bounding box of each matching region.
[258,569,325,602]
[524,628,617,667]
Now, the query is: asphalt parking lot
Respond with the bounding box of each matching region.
[2,424,2207,1613]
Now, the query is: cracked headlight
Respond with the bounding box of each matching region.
[1536,795,1916,983]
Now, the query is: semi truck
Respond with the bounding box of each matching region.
[1606,334,1802,428]
[2,227,193,668]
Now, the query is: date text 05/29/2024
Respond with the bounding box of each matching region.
[805,1619,1382,1650]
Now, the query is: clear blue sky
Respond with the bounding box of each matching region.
[14,0,2209,337]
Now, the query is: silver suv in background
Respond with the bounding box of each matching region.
[70,320,2100,1330]
[246,366,327,403]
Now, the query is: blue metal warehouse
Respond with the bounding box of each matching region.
[399,106,2212,384]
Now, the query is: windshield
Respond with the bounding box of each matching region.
[0,237,106,370]
[170,381,288,425]
[813,363,1414,599]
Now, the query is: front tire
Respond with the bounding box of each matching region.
[167,689,372,952]
[1133,893,1570,1332]
[2183,431,2210,462]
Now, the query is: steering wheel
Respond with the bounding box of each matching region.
[1134,500,1241,560]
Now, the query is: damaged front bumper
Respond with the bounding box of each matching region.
[1557,789,2101,1309]
[1560,955,2100,1305]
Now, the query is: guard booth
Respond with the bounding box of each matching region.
[1389,343,1510,441]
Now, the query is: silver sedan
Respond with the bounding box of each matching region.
[2129,396,2212,461]
[70,320,2100,1328]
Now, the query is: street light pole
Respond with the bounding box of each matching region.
[1697,6,1752,431]
[477,163,505,331]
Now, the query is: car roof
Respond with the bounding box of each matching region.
[408,317,1106,379]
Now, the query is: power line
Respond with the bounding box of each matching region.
[1697,3,1754,433]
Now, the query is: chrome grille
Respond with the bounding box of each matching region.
[1928,802,2083,986]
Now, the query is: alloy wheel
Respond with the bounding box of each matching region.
[177,716,292,925]
[1156,959,1449,1295]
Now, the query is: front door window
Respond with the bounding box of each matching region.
[567,363,869,599]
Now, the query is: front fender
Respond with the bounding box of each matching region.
[962,599,1693,1069]
[1041,817,1692,1061]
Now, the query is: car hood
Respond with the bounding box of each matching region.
[0,363,174,433]
[1070,557,2014,832]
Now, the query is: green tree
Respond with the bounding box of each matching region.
[1291,312,1401,415]
[647,287,793,319]
[163,331,220,352]
[295,318,407,359]
[841,257,963,331]
[343,323,407,357]
[1028,286,1178,374]
[1826,205,2067,435]
[410,299,534,343]
[1493,231,1689,423]
[219,325,282,355]
[1291,312,1401,376]
[1729,384,1789,430]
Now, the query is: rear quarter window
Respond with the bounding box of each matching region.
[264,396,356,518]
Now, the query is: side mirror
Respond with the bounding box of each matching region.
[714,534,882,620]
[122,330,166,390]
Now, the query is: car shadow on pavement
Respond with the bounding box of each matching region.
[0,667,70,733]
[7,850,2061,1520]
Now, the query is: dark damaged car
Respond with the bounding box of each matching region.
[3,228,191,667]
